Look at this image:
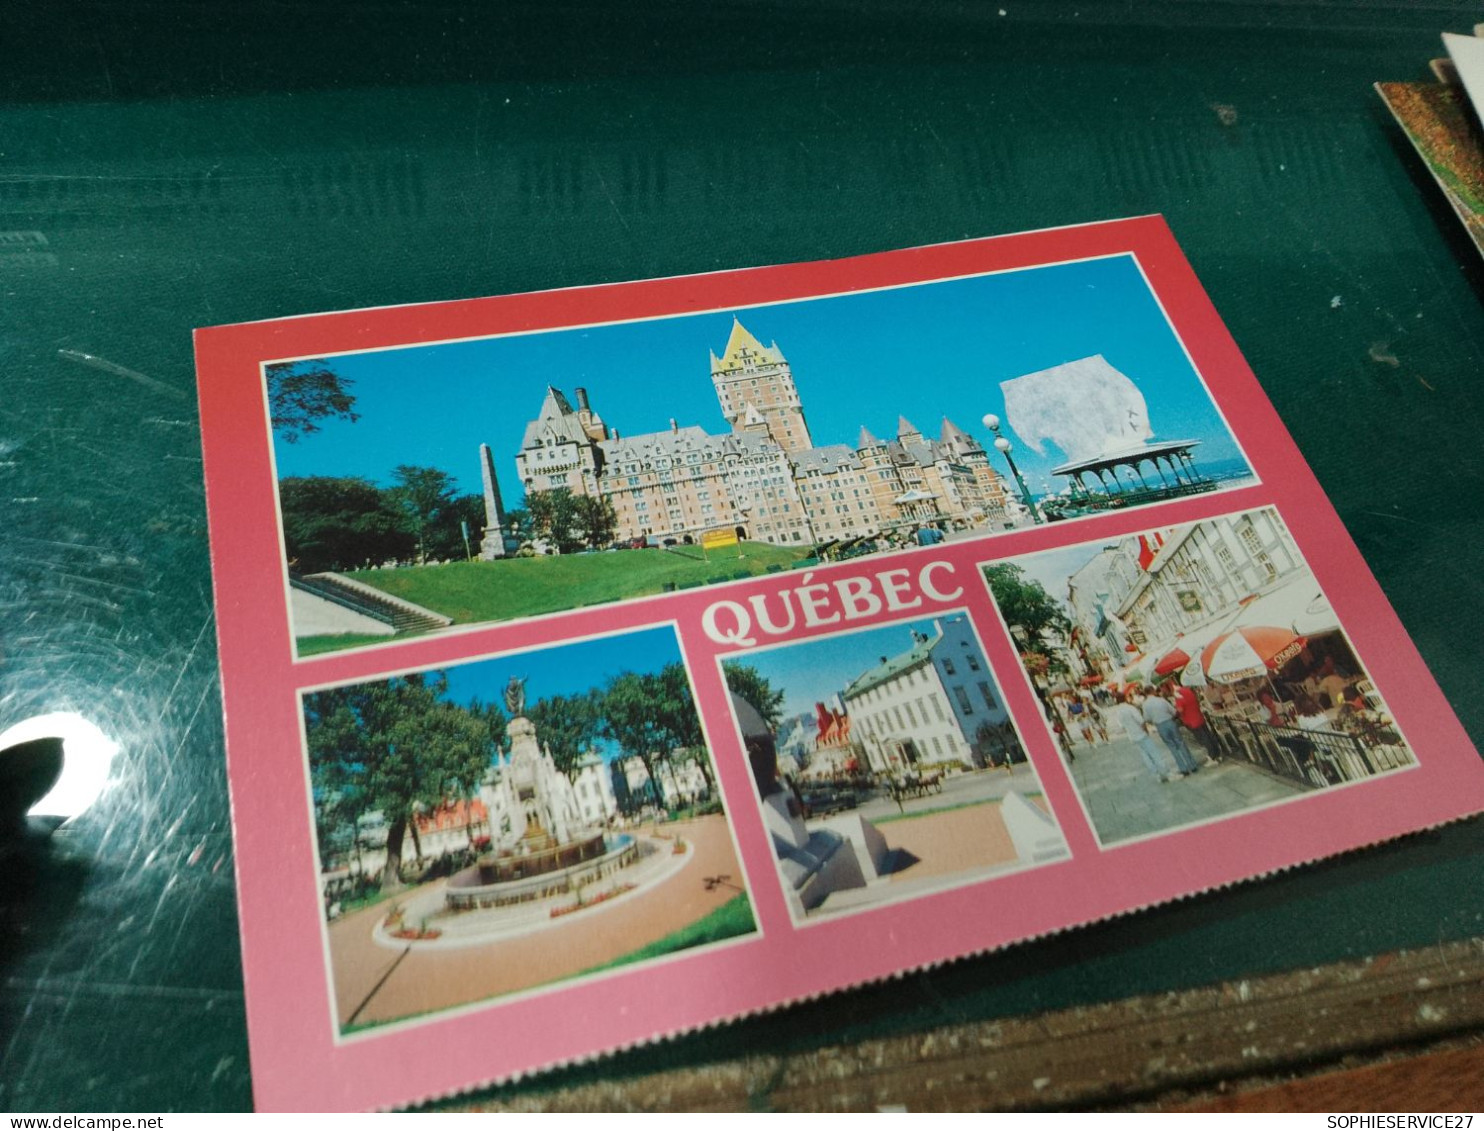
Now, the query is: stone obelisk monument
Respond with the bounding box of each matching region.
[478,443,510,560]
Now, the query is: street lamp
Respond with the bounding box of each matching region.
[981,414,1042,524]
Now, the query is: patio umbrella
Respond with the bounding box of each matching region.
[1152,646,1192,680]
[1200,625,1307,684]
[1179,652,1208,688]
[1235,576,1337,636]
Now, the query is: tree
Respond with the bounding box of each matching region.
[982,563,1071,649]
[442,494,487,560]
[653,662,713,795]
[722,662,786,732]
[599,671,672,812]
[304,672,492,890]
[279,476,415,572]
[571,494,618,550]
[267,360,358,443]
[390,465,459,564]
[523,487,602,554]
[528,691,603,781]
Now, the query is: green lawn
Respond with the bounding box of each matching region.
[342,893,757,1035]
[344,542,802,625]
[572,893,757,977]
[298,631,419,657]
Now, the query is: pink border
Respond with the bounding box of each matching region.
[196,216,1484,1111]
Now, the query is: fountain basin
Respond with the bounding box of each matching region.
[444,833,637,911]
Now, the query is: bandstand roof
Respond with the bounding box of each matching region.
[1052,437,1200,477]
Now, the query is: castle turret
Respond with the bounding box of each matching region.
[711,317,813,454]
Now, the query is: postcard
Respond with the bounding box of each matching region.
[195,216,1484,1110]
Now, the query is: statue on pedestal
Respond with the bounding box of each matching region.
[503,675,528,718]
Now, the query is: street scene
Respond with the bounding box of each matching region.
[305,627,754,1032]
[268,253,1253,656]
[722,613,1069,920]
[982,506,1416,844]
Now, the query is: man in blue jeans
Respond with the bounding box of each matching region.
[1108,691,1173,783]
[1139,688,1201,776]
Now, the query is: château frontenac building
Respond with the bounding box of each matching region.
[502,318,1012,549]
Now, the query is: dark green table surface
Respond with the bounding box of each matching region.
[4,1,1484,1111]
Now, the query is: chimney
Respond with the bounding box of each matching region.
[670,418,678,434]
[575,387,591,411]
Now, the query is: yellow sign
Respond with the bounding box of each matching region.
[701,528,739,550]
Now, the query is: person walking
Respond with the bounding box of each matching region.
[1173,682,1216,765]
[1108,691,1174,783]
[1141,687,1201,776]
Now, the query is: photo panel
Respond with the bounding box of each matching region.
[272,251,1255,660]
[719,610,1070,923]
[302,624,757,1035]
[979,506,1418,846]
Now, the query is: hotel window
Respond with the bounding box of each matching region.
[954,686,973,714]
[967,654,981,671]
[978,681,997,710]
[942,659,956,676]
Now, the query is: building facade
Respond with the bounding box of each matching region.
[500,318,1013,548]
[1063,510,1307,677]
[841,614,1009,772]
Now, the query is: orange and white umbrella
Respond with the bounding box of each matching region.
[1200,626,1307,684]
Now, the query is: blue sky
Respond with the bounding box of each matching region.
[1008,542,1118,615]
[724,614,996,722]
[271,254,1248,506]
[433,626,687,766]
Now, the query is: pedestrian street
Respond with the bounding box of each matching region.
[1062,730,1306,843]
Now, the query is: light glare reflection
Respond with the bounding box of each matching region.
[0,713,119,821]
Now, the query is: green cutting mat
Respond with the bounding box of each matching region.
[3,1,1482,1110]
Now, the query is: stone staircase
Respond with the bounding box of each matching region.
[291,572,453,635]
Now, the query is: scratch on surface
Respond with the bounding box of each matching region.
[592,170,631,233]
[58,350,185,399]
[1359,510,1422,524]
[4,976,238,1002]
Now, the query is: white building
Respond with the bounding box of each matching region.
[842,614,1009,772]
[1065,510,1306,661]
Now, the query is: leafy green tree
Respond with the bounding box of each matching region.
[651,663,714,795]
[503,507,530,541]
[571,494,618,550]
[599,671,673,811]
[267,360,358,444]
[390,465,459,564]
[524,487,609,554]
[304,672,492,890]
[465,698,509,757]
[722,663,787,732]
[440,494,487,560]
[527,690,604,782]
[279,476,415,572]
[982,563,1071,649]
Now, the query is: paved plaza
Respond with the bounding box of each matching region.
[326,814,748,1030]
[803,764,1067,915]
[849,761,1045,819]
[1062,731,1306,843]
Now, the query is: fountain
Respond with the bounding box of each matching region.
[371,678,685,949]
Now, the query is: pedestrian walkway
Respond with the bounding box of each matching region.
[1064,733,1306,843]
